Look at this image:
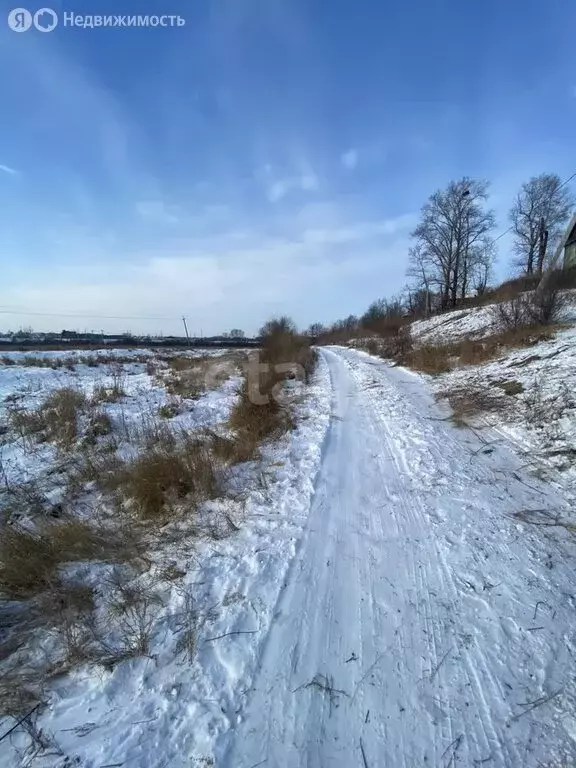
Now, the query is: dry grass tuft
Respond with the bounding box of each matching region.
[402,345,452,374]
[158,400,182,419]
[8,387,86,448]
[91,365,127,404]
[492,379,524,396]
[437,382,510,426]
[164,371,205,399]
[227,320,313,462]
[169,355,201,371]
[396,323,556,375]
[228,377,294,462]
[0,520,125,600]
[110,437,220,519]
[161,355,235,400]
[83,410,113,445]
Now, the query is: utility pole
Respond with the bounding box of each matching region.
[182,316,191,346]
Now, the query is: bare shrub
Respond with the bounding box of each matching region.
[492,294,531,330]
[227,321,313,461]
[523,378,575,429]
[527,286,568,326]
[494,274,540,300]
[493,285,567,332]
[115,599,160,656]
[364,338,381,357]
[392,326,413,359]
[259,321,316,382]
[437,382,510,426]
[548,267,576,290]
[173,587,199,662]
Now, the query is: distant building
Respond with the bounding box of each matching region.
[563,214,576,270]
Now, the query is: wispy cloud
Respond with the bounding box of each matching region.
[341,149,358,170]
[0,163,18,175]
[1,208,414,334]
[258,162,319,202]
[135,201,180,224]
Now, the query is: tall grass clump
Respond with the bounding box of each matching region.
[107,435,220,519]
[8,387,86,448]
[228,317,315,461]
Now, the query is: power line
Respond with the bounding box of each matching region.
[0,308,181,321]
[558,171,576,191]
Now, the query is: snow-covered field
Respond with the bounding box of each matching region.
[0,348,331,767]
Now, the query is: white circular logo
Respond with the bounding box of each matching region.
[8,7,32,31]
[33,7,57,31]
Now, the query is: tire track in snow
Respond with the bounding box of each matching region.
[343,351,522,766]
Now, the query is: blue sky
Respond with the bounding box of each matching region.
[1,0,575,336]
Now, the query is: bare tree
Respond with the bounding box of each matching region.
[411,178,496,308]
[306,322,326,337]
[259,316,297,337]
[361,296,404,328]
[469,241,495,296]
[509,173,574,276]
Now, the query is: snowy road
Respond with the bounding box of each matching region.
[222,347,576,767]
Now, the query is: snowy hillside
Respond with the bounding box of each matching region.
[406,297,576,488]
[411,290,576,345]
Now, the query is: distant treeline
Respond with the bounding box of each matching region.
[0,335,260,351]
